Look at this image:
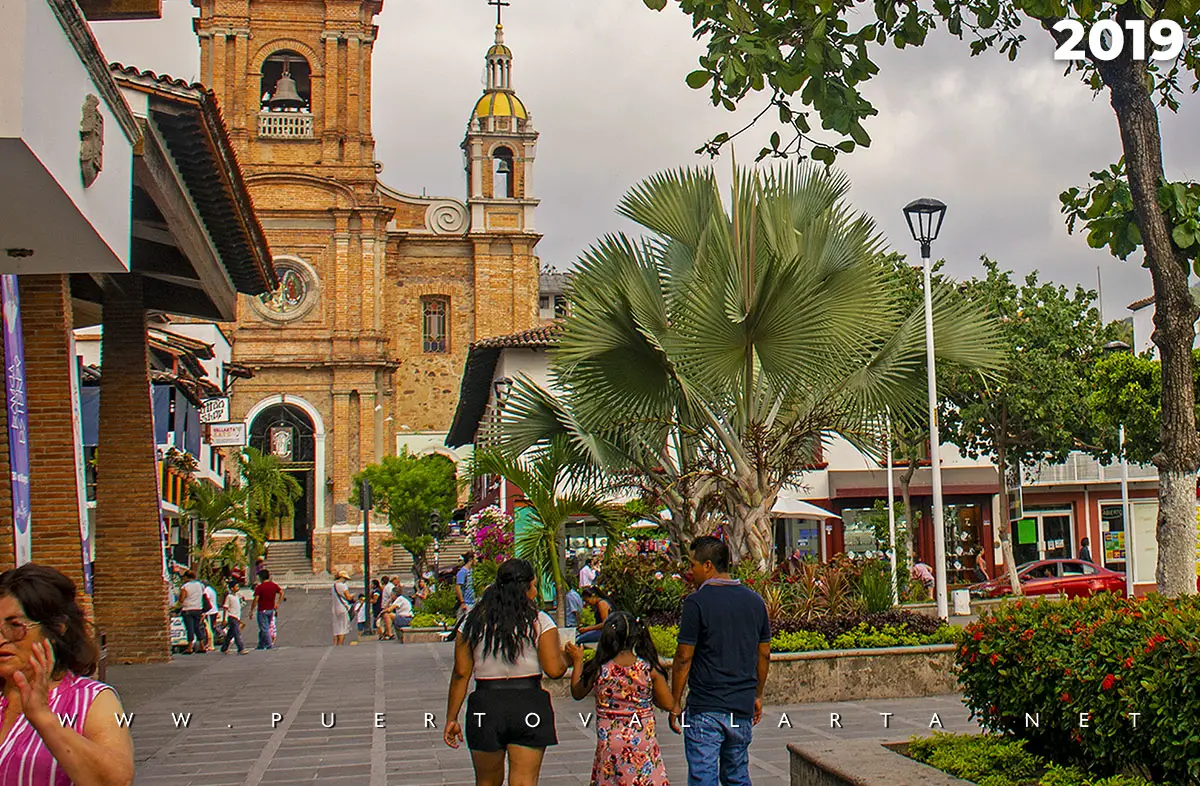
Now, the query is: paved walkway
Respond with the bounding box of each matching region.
[110,588,979,785]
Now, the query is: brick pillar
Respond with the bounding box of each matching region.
[0,330,13,573]
[93,275,170,663]
[19,277,89,610]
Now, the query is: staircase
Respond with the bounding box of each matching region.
[388,536,472,578]
[265,541,312,581]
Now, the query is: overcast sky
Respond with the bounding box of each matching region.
[93,0,1200,320]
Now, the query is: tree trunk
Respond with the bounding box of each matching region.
[900,460,917,564]
[995,441,1023,596]
[1097,45,1200,597]
[550,526,567,629]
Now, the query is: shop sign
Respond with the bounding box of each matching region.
[200,397,230,424]
[208,422,247,447]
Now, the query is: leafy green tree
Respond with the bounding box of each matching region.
[1084,348,1200,465]
[237,447,302,574]
[941,258,1119,592]
[350,451,457,585]
[547,162,1003,570]
[470,440,620,627]
[645,0,1200,596]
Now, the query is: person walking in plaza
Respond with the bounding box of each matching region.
[1079,537,1093,563]
[443,558,568,785]
[456,553,477,621]
[0,563,135,785]
[564,612,671,786]
[202,581,220,652]
[578,557,598,589]
[250,569,284,650]
[370,579,383,622]
[575,588,614,644]
[669,536,771,786]
[220,581,247,655]
[177,570,206,655]
[331,570,355,646]
[564,585,584,628]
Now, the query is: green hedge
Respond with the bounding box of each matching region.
[648,622,956,656]
[908,732,1153,786]
[419,586,460,617]
[957,594,1200,784]
[409,612,453,628]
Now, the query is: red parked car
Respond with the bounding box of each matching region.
[967,559,1126,599]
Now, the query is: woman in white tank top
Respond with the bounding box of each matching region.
[443,559,568,784]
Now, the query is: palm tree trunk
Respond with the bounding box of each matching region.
[549,525,567,629]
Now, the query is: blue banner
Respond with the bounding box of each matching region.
[1,277,30,566]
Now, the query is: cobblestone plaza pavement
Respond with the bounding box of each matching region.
[110,588,979,785]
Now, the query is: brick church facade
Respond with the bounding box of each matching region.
[191,0,541,574]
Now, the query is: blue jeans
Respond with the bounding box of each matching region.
[683,711,753,786]
[181,611,203,651]
[256,610,275,649]
[576,629,601,644]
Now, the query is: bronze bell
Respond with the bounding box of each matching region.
[495,157,513,174]
[269,73,305,109]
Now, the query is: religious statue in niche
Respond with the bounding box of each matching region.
[257,263,316,320]
[79,95,104,188]
[269,426,294,461]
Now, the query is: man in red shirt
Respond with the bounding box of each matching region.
[250,569,285,649]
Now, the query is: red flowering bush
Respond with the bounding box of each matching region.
[956,592,1200,783]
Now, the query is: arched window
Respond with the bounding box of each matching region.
[492,146,515,199]
[260,51,312,112]
[249,404,316,464]
[422,297,450,353]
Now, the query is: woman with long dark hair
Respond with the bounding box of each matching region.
[0,563,135,784]
[565,612,671,786]
[444,559,567,785]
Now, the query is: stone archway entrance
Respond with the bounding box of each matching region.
[249,403,316,557]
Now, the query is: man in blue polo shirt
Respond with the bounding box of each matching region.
[669,536,771,786]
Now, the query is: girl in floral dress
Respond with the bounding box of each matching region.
[565,612,672,786]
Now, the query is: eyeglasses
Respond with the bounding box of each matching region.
[0,620,40,643]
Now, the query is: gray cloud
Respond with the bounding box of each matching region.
[93,1,1200,319]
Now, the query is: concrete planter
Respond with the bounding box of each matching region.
[400,627,449,643]
[789,740,973,785]
[543,644,958,703]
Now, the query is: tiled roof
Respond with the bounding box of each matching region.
[111,63,276,297]
[471,324,561,350]
[1128,296,1154,311]
[447,325,562,447]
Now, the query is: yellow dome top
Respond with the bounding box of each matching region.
[488,43,513,57]
[474,91,527,120]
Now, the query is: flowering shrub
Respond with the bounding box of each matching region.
[409,612,453,628]
[465,506,514,562]
[957,593,1200,783]
[595,554,689,619]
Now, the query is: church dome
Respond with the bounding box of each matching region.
[474,90,527,120]
[487,42,512,57]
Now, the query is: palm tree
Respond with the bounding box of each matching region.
[470,439,619,628]
[537,162,1005,569]
[183,484,259,587]
[485,378,724,558]
[237,447,303,571]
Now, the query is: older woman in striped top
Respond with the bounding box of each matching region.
[0,564,134,785]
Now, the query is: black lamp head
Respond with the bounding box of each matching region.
[903,198,948,257]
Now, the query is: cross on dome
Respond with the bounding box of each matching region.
[488,0,509,27]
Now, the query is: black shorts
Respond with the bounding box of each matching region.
[465,677,557,753]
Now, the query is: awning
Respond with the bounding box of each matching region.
[771,497,840,519]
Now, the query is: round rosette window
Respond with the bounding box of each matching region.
[253,258,319,321]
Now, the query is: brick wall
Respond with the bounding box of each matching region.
[19,277,90,618]
[311,528,391,579]
[92,275,170,663]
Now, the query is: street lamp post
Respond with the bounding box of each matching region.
[903,198,949,620]
[1102,340,1135,598]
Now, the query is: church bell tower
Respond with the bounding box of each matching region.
[463,22,539,233]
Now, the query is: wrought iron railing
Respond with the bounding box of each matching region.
[257,111,314,139]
